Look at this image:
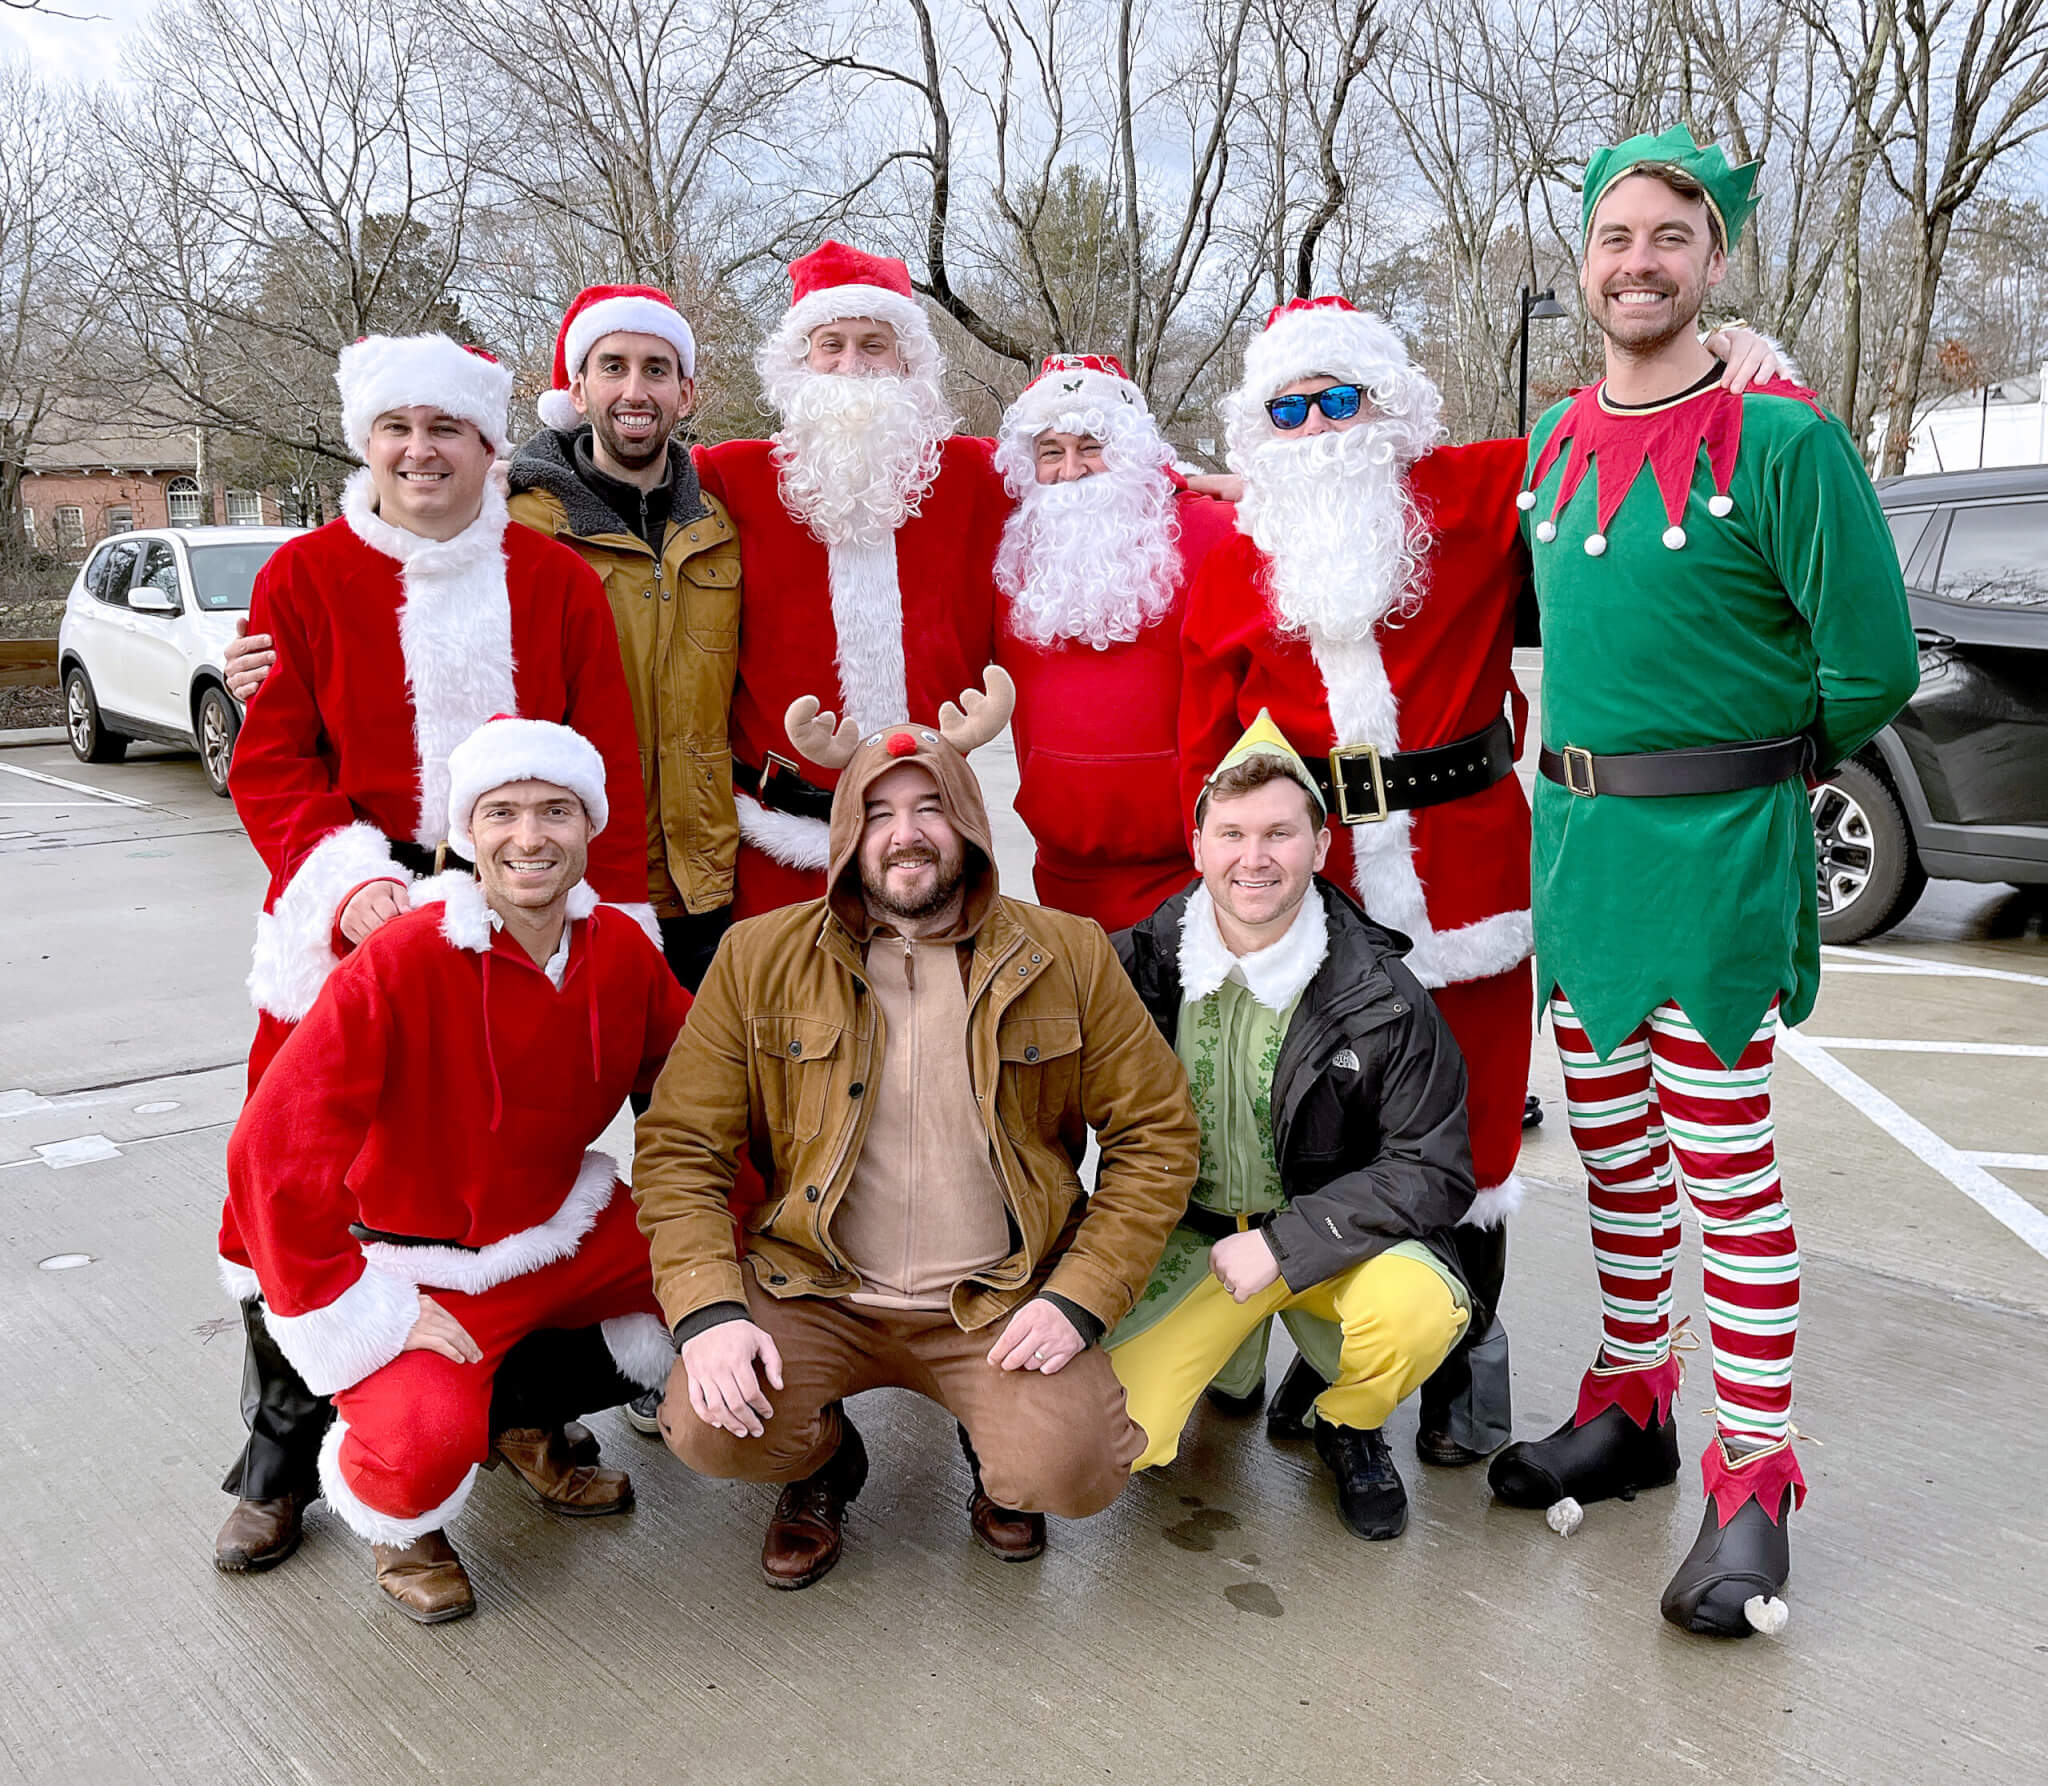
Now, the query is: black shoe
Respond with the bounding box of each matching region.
[1487,1400,1680,1509]
[1415,1426,1486,1468]
[623,1389,663,1436]
[1265,1355,1323,1443]
[1661,1490,1793,1637]
[1204,1382,1267,1417]
[1522,1094,1544,1130]
[1312,1421,1408,1541]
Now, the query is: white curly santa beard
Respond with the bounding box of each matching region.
[765,367,952,548]
[1236,422,1429,644]
[995,466,1180,649]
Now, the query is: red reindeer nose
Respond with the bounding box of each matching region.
[885,731,919,758]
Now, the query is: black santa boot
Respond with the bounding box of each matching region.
[1661,1435,1804,1638]
[1488,1347,1681,1513]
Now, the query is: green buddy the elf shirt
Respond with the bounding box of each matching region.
[1519,376,1918,1066]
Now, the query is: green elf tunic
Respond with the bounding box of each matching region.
[1106,975,1464,1380]
[1519,374,1919,1066]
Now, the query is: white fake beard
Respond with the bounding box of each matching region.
[1236,423,1429,644]
[767,369,952,548]
[995,467,1180,649]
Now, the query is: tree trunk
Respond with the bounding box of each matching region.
[1878,212,1952,478]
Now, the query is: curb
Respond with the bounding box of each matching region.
[0,727,65,750]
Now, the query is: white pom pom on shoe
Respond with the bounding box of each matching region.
[1546,1497,1585,1537]
[1744,1594,1790,1635]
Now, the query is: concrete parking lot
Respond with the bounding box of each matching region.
[2,693,2045,1786]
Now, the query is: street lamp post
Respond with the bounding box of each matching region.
[1517,285,1569,436]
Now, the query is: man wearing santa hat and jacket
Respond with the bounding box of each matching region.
[226,715,691,1623]
[695,241,1013,918]
[1180,298,1787,1462]
[213,332,653,1576]
[993,353,1236,934]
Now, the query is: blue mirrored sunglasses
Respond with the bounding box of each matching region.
[1264,383,1366,429]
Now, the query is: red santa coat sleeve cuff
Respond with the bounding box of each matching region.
[555,553,659,943]
[228,954,419,1396]
[250,823,406,1022]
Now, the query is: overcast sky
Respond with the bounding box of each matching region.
[1,1,148,74]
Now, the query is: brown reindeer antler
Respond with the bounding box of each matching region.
[784,694,863,769]
[937,666,1016,756]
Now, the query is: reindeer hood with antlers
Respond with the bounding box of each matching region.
[784,667,1016,938]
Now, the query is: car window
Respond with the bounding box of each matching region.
[1932,499,2048,610]
[186,540,286,611]
[135,540,184,605]
[87,541,142,607]
[1885,508,1932,571]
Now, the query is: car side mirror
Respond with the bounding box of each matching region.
[129,585,180,615]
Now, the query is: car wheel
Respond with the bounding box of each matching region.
[1812,760,1927,944]
[64,667,128,765]
[196,682,239,798]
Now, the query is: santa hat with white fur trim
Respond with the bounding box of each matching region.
[994,353,1172,493]
[756,240,943,393]
[445,715,609,858]
[1223,296,1443,461]
[335,333,513,461]
[534,284,699,433]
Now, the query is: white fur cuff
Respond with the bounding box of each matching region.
[318,1417,480,1546]
[247,822,404,1022]
[735,793,832,870]
[262,1262,421,1397]
[1461,1173,1525,1229]
[602,1313,675,1390]
[217,1256,262,1304]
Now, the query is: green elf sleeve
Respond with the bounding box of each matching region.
[1754,416,1920,772]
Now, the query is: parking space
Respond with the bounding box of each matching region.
[2,723,2044,1786]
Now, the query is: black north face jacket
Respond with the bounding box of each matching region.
[1114,880,1482,1321]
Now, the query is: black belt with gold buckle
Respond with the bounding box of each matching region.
[1538,734,1812,798]
[389,839,473,878]
[1301,713,1517,826]
[733,751,834,821]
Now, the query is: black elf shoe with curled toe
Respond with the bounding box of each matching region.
[1660,1494,1793,1637]
[1487,1400,1680,1509]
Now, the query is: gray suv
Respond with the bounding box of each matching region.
[1813,465,2048,941]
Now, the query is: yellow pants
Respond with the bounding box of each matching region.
[1111,1251,1468,1471]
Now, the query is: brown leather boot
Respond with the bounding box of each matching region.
[214,1493,309,1573]
[762,1409,868,1591]
[371,1531,475,1624]
[956,1423,1045,1561]
[487,1426,634,1516]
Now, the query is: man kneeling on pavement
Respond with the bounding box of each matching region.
[1106,715,1478,1539]
[223,717,691,1622]
[633,669,1200,1587]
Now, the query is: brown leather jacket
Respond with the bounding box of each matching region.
[632,716,1198,1338]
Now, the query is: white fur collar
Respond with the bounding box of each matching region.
[340,466,510,569]
[413,871,599,953]
[1177,883,1329,1012]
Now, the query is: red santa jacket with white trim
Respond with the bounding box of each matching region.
[693,436,1009,870]
[221,878,690,1397]
[999,489,1236,932]
[230,472,653,1023]
[1179,438,1533,992]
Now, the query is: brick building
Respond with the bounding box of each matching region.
[17,413,296,560]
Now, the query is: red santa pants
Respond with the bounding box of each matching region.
[1429,961,1535,1202]
[319,1184,668,1543]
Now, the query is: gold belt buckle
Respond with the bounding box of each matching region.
[760,749,803,791]
[1562,745,1598,797]
[1327,743,1389,825]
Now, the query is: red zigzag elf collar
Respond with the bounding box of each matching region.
[1517,376,1824,556]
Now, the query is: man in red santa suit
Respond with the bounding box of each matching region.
[993,353,1236,933]
[693,242,1012,917]
[226,717,691,1624]
[213,332,653,1572]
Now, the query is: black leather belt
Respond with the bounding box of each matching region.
[348,1221,472,1250]
[1301,714,1516,825]
[389,839,472,878]
[1177,1204,1276,1241]
[733,751,834,822]
[1538,734,1813,798]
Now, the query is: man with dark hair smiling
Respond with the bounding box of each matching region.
[1108,715,1477,1539]
[1496,126,1917,1638]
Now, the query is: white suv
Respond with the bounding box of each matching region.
[57,525,299,796]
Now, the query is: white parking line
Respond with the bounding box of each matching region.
[1777,1027,2048,1261]
[0,762,154,810]
[1821,944,2048,989]
[1798,1038,2048,1058]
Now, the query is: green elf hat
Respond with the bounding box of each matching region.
[1199,709,1325,819]
[1582,124,1761,251]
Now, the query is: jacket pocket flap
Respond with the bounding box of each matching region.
[750,1016,844,1062]
[680,554,737,587]
[997,1015,1082,1063]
